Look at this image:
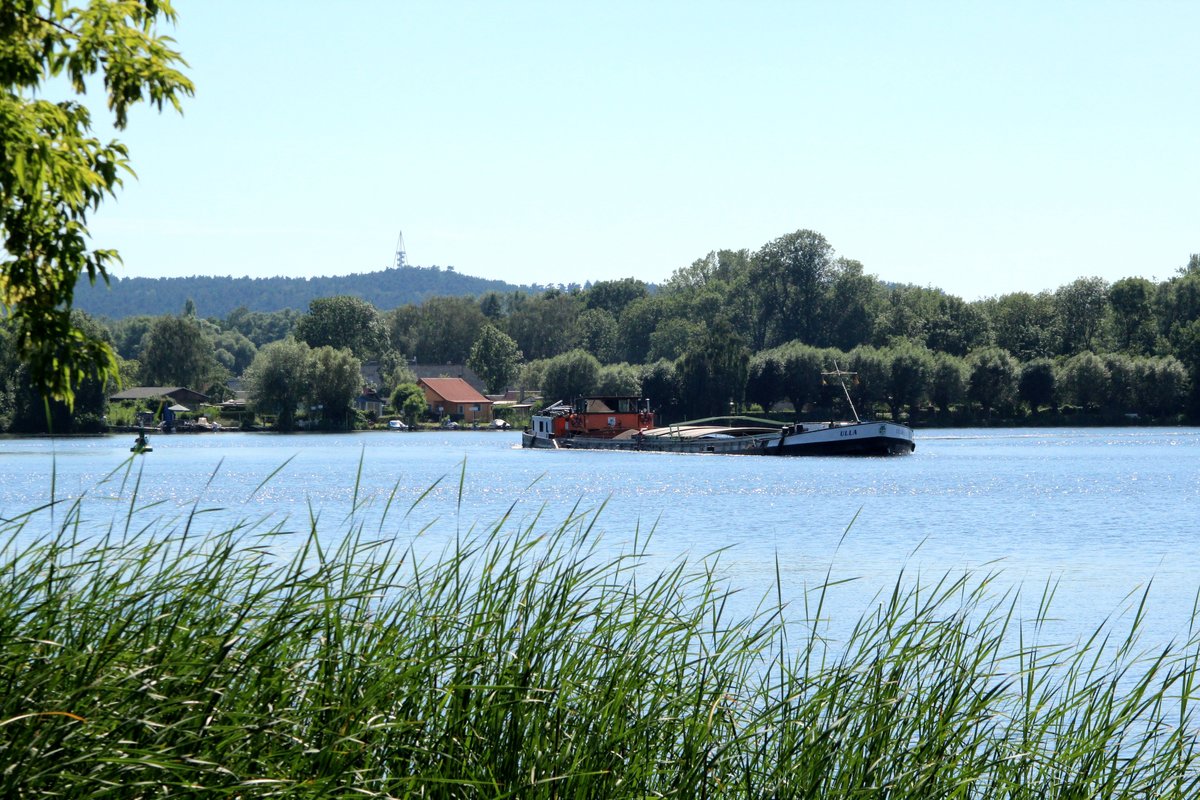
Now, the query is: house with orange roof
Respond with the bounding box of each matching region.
[417,377,493,425]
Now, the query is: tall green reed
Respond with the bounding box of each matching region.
[1,459,1199,798]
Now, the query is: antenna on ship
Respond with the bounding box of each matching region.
[394,231,408,269]
[823,362,861,424]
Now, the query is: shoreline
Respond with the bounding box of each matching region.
[3,421,1197,441]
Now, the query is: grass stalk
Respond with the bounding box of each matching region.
[1,471,1199,797]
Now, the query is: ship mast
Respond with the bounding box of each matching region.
[823,362,861,424]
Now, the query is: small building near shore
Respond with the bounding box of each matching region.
[417,378,493,425]
[354,388,384,417]
[410,363,487,394]
[109,386,210,430]
[109,386,209,408]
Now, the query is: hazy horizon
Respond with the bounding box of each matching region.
[81,2,1197,302]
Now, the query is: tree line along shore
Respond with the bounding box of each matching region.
[3,230,1198,433]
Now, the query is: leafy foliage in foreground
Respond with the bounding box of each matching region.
[0,1,192,406]
[2,481,1200,796]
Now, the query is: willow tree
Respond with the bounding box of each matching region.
[308,345,362,429]
[677,319,749,420]
[0,2,192,407]
[244,339,312,431]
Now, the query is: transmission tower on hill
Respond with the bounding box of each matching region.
[393,231,408,269]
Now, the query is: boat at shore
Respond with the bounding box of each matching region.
[522,396,915,456]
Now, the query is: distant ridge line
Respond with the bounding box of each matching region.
[74,265,536,318]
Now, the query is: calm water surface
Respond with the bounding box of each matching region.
[2,427,1198,646]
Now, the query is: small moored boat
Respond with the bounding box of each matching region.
[131,430,153,454]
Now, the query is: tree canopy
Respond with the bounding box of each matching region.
[139,314,224,390]
[243,339,312,431]
[467,324,522,395]
[308,345,362,429]
[294,295,389,361]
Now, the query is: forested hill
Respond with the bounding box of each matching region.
[73,266,532,318]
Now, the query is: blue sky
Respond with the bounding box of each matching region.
[84,1,1197,301]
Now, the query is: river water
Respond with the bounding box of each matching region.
[2,427,1198,649]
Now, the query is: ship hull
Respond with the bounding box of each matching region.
[522,421,914,456]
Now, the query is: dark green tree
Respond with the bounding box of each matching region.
[1102,353,1136,413]
[541,349,600,403]
[886,345,934,420]
[966,347,1018,416]
[1061,351,1110,412]
[981,291,1059,361]
[1166,317,1200,413]
[1108,277,1156,354]
[140,315,224,390]
[1155,271,1200,362]
[506,290,583,361]
[1055,277,1109,355]
[779,344,825,415]
[376,351,416,397]
[595,363,641,396]
[411,296,487,364]
[308,346,362,429]
[110,315,156,360]
[664,249,750,292]
[389,382,427,428]
[223,307,300,347]
[748,229,834,349]
[846,346,890,419]
[746,351,786,412]
[924,295,992,356]
[479,291,505,321]
[294,296,388,361]
[647,318,701,362]
[3,311,109,432]
[639,360,682,423]
[384,304,422,360]
[519,358,549,398]
[930,354,967,413]
[874,285,941,347]
[1018,358,1057,414]
[243,338,312,431]
[0,322,15,429]
[213,329,257,375]
[467,324,522,394]
[571,308,619,363]
[616,295,666,364]
[676,320,749,419]
[1134,356,1188,417]
[826,259,883,351]
[0,0,193,406]
[584,278,649,318]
